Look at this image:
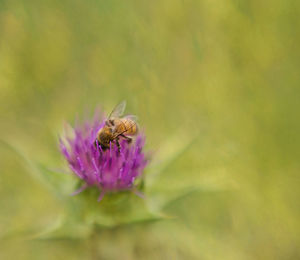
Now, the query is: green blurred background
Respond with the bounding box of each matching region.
[0,0,299,259]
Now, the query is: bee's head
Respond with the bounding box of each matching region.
[96,126,113,148]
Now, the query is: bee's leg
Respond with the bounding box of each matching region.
[120,134,132,143]
[115,138,121,153]
[94,140,98,148]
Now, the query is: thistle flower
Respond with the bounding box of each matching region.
[59,109,148,201]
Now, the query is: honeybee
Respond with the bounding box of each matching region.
[96,101,138,151]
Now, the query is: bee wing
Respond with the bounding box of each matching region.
[108,101,126,119]
[124,115,138,122]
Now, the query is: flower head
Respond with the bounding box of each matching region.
[59,109,148,201]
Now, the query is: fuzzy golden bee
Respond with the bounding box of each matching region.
[96,101,138,150]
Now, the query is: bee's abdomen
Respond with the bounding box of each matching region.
[116,118,137,136]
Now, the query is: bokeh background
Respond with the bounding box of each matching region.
[0,0,299,259]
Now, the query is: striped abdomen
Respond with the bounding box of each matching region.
[114,118,138,136]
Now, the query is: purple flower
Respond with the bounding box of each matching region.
[59,109,148,201]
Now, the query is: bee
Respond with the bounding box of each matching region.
[96,101,138,151]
